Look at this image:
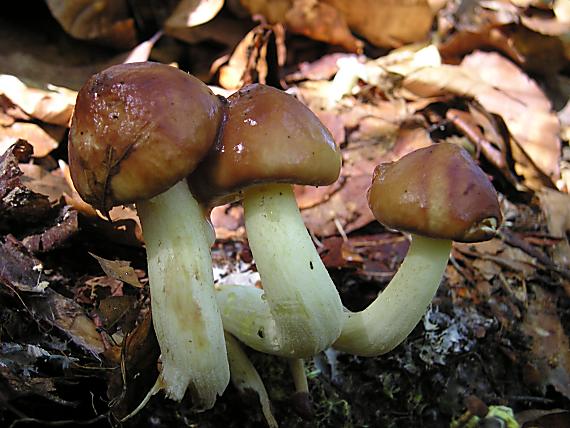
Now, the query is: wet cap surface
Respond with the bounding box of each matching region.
[189,84,341,206]
[367,143,502,242]
[69,62,225,212]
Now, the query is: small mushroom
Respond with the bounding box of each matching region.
[333,143,502,356]
[190,84,345,357]
[69,62,229,408]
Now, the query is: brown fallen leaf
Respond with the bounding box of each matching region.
[31,289,107,356]
[521,286,570,400]
[538,188,570,268]
[311,124,430,236]
[401,52,561,187]
[79,275,124,304]
[211,24,286,90]
[97,295,139,333]
[45,0,137,49]
[0,74,76,127]
[0,235,105,356]
[0,122,65,158]
[217,23,286,90]
[0,141,52,232]
[22,208,79,254]
[239,0,363,52]
[20,163,72,205]
[90,253,144,289]
[460,51,561,180]
[0,10,163,99]
[285,0,363,52]
[437,1,568,72]
[325,0,434,48]
[164,0,224,30]
[210,203,245,240]
[0,93,29,126]
[320,232,409,280]
[108,312,160,418]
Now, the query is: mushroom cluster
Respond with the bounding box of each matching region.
[68,61,502,421]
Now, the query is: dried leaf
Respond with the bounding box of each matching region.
[0,235,45,294]
[164,0,224,29]
[97,295,138,332]
[20,163,72,204]
[45,0,137,49]
[285,0,363,52]
[0,122,64,158]
[0,14,161,91]
[218,23,286,90]
[240,0,363,52]
[402,52,561,184]
[0,141,52,231]
[0,235,105,356]
[121,31,163,64]
[326,0,434,48]
[31,290,106,356]
[22,209,79,254]
[521,286,570,399]
[538,189,570,267]
[555,0,570,22]
[90,253,144,288]
[437,1,567,72]
[0,93,29,126]
[108,313,160,418]
[0,74,76,126]
[211,204,245,240]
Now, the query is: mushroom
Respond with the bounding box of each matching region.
[68,62,229,408]
[225,332,278,428]
[333,143,502,356]
[190,84,345,357]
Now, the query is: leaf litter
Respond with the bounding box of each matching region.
[0,1,569,427]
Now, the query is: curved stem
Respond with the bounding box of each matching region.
[216,184,345,357]
[225,333,278,428]
[137,180,229,409]
[333,235,452,357]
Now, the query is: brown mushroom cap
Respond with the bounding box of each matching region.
[367,143,502,243]
[189,84,341,206]
[69,62,225,212]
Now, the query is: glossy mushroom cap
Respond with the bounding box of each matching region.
[189,84,341,206]
[367,143,502,243]
[69,62,225,212]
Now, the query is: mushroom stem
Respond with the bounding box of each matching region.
[136,180,229,408]
[216,183,345,357]
[225,333,278,428]
[288,358,313,419]
[333,234,452,356]
[289,358,309,396]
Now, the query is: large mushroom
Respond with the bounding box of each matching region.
[68,62,229,408]
[190,84,345,357]
[333,143,502,356]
